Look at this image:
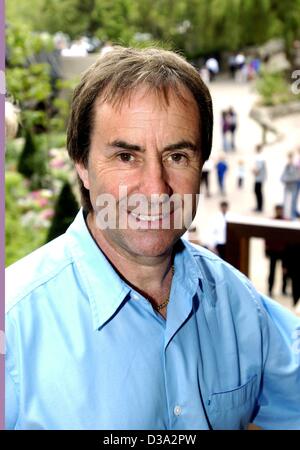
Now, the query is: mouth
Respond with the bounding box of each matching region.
[129,212,166,222]
[126,208,178,230]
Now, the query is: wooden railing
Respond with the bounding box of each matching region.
[226,215,300,276]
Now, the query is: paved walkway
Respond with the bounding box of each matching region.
[190,80,300,312]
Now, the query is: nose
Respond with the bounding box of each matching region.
[139,156,172,198]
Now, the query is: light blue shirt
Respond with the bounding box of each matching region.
[5,209,300,430]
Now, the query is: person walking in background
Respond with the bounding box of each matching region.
[200,159,213,197]
[265,205,289,297]
[253,144,267,212]
[227,107,237,151]
[205,57,219,82]
[216,155,228,196]
[284,243,300,307]
[228,54,237,79]
[294,147,300,218]
[250,55,261,78]
[280,152,300,220]
[235,52,246,82]
[209,201,229,261]
[236,159,246,189]
[221,110,230,152]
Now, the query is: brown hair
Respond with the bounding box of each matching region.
[67,46,213,211]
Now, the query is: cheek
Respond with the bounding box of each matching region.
[87,169,128,199]
[171,171,201,193]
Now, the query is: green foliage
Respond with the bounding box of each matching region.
[6,22,54,66]
[7,0,300,57]
[91,0,137,43]
[6,23,53,131]
[7,64,51,105]
[46,181,79,242]
[256,70,294,106]
[36,132,67,152]
[17,129,47,189]
[5,138,24,170]
[49,78,79,134]
[5,172,47,266]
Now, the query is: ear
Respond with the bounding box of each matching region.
[75,162,90,190]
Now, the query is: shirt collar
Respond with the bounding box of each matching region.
[164,239,204,348]
[66,210,203,331]
[173,238,203,295]
[66,209,131,331]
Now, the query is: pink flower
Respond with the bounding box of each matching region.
[50,158,65,169]
[30,191,40,199]
[41,209,54,220]
[37,197,48,208]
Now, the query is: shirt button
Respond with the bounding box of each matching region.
[174,405,182,416]
[131,292,140,301]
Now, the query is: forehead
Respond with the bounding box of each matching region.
[93,84,200,128]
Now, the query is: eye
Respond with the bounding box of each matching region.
[117,153,135,162]
[167,153,188,165]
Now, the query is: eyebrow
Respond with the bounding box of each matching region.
[108,139,198,152]
[164,140,198,152]
[109,140,144,152]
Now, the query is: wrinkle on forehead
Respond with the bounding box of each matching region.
[90,84,202,156]
[95,82,195,113]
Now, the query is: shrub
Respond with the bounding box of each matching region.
[256,70,294,106]
[46,181,79,242]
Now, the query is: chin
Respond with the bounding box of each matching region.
[120,230,184,258]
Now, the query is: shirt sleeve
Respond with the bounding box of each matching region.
[5,314,19,430]
[5,366,19,429]
[253,295,300,429]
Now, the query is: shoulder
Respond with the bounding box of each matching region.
[184,240,249,283]
[182,240,262,308]
[183,240,299,327]
[5,234,74,313]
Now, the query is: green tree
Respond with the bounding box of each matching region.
[6,22,53,131]
[6,0,300,59]
[46,181,79,242]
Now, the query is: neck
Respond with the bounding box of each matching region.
[86,212,174,297]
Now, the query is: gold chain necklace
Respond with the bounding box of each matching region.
[154,265,175,312]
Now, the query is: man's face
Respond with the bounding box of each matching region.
[76,85,203,259]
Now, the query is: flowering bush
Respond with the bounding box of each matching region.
[6,172,49,265]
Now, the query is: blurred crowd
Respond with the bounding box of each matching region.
[54,32,115,57]
[197,102,300,308]
[199,51,261,84]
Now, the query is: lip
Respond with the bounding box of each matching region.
[127,209,177,229]
[129,211,166,222]
[127,205,176,218]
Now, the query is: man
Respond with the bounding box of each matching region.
[5,47,300,430]
[253,144,267,212]
[216,155,228,195]
[265,205,288,297]
[205,56,219,82]
[208,201,229,261]
[280,152,300,220]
